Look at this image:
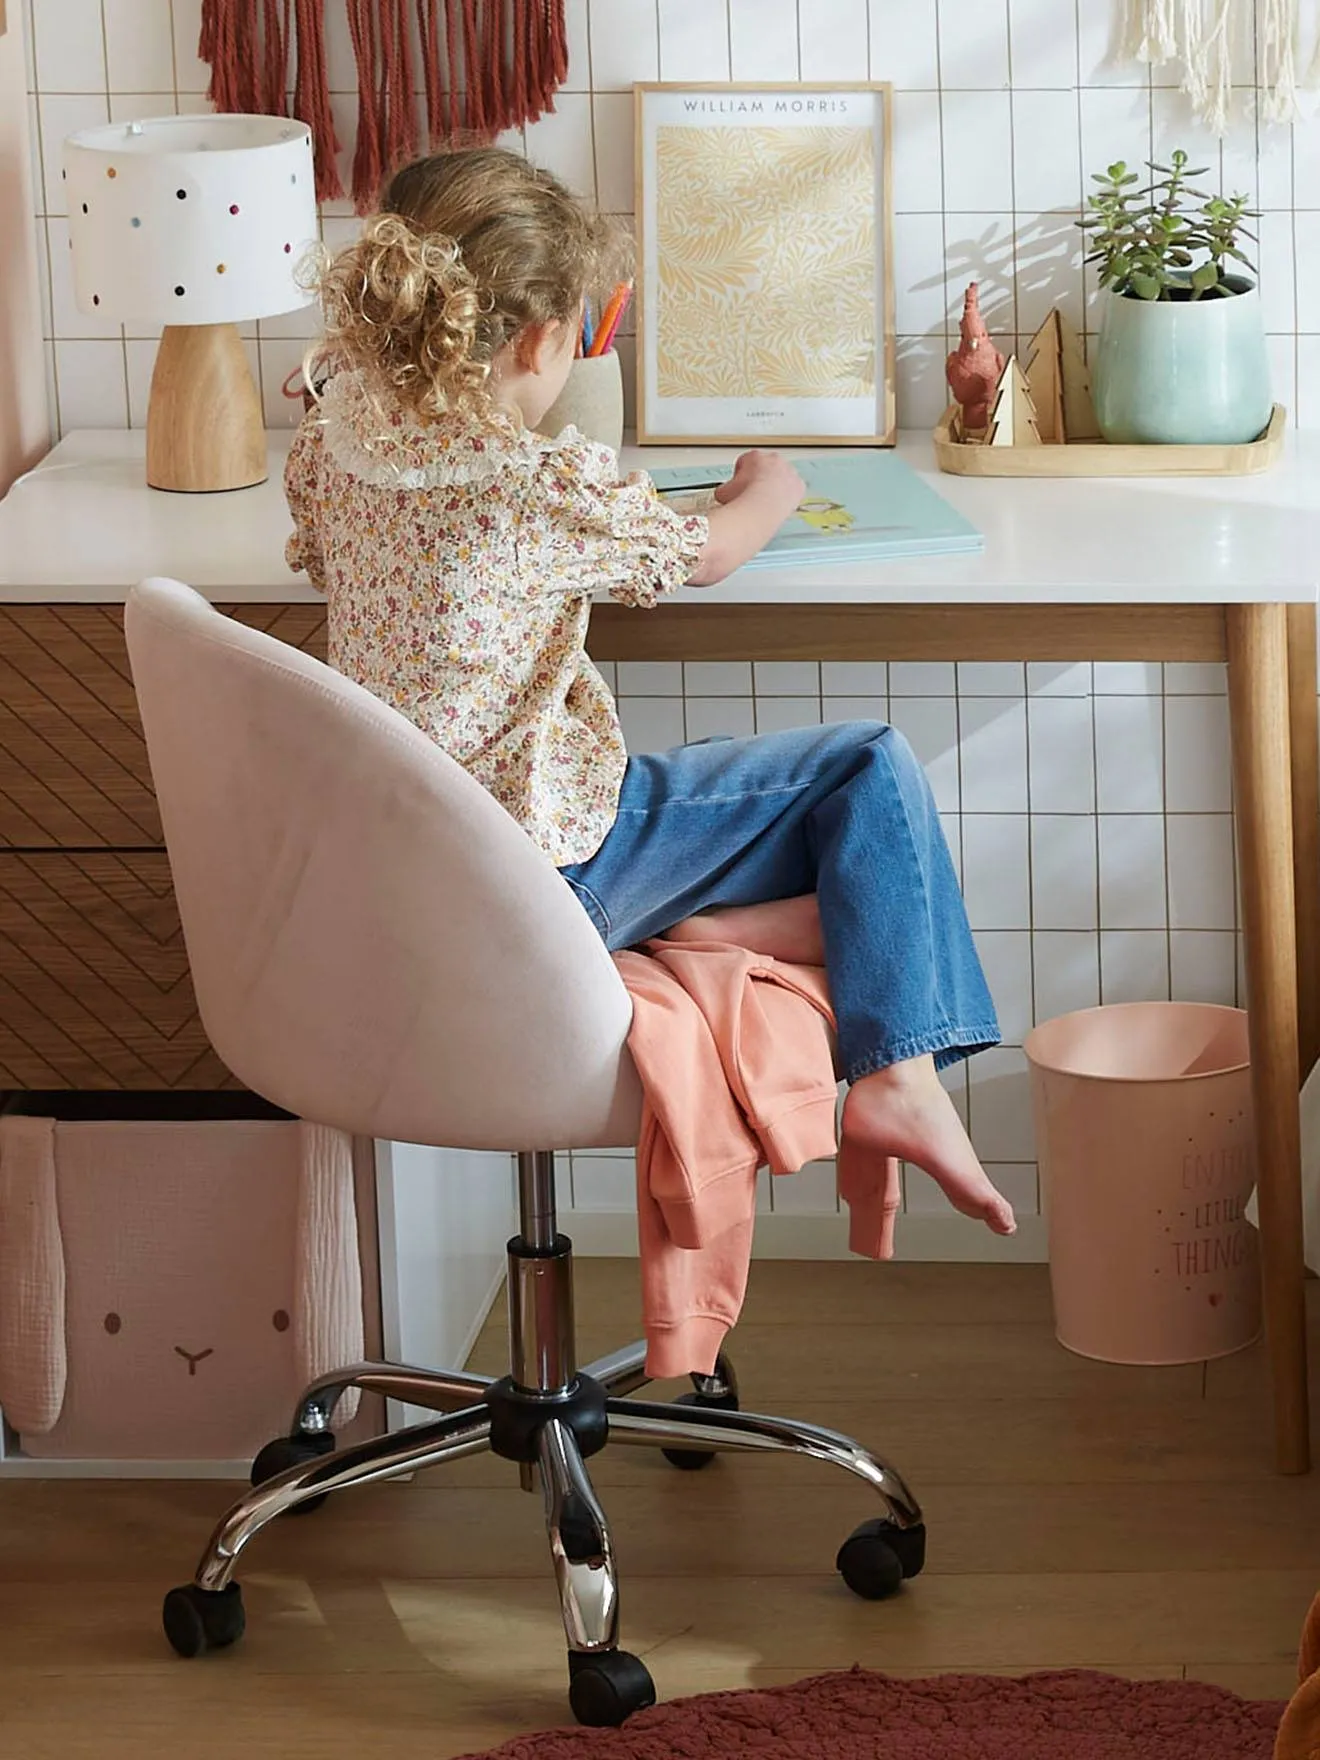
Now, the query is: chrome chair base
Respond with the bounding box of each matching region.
[162,1153,925,1729]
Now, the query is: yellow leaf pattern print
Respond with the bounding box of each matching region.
[655,126,875,400]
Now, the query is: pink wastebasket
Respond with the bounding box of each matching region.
[1024,1001,1260,1365]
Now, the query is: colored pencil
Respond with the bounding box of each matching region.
[581,301,595,356]
[588,280,631,357]
[586,289,621,356]
[594,281,633,357]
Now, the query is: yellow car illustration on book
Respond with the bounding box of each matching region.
[795,496,856,535]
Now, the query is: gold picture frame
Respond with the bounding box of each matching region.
[633,81,896,448]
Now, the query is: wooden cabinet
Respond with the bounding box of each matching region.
[0,605,326,1088]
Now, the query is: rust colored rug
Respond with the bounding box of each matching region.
[461,1669,1285,1758]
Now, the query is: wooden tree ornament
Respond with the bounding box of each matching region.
[199,0,570,209]
[1023,311,1066,445]
[1057,310,1101,442]
[986,357,1042,448]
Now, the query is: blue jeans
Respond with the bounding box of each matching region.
[559,722,1000,1082]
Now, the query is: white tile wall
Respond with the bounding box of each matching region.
[21,0,1271,1243]
[26,0,1320,434]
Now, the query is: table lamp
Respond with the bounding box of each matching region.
[63,114,319,493]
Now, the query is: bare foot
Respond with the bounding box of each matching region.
[840,1055,1016,1236]
[661,894,825,965]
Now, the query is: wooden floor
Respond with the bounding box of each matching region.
[1,1261,1317,1759]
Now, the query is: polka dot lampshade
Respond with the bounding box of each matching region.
[63,114,318,327]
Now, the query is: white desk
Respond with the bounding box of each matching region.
[2,428,1318,1474]
[3,427,1320,606]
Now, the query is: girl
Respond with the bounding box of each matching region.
[285,147,1014,1242]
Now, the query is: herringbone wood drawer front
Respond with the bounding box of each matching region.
[0,850,241,1090]
[0,604,325,1087]
[0,604,327,849]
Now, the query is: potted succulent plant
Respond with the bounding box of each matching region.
[1080,149,1272,445]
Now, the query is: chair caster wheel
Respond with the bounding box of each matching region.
[250,1429,336,1515]
[568,1648,657,1726]
[661,1359,740,1471]
[836,1518,927,1601]
[162,1582,245,1657]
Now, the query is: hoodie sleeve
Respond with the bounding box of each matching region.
[615,949,760,1379]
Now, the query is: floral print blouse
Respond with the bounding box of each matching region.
[284,370,708,864]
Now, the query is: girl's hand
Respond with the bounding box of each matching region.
[687,451,807,588]
[714,450,804,516]
[711,452,756,503]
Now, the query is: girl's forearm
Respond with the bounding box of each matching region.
[687,490,792,586]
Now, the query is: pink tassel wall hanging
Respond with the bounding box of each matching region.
[198,0,569,212]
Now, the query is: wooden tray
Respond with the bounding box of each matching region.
[933,403,1287,478]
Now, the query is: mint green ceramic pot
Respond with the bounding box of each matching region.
[1092,277,1272,445]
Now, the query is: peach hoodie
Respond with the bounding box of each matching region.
[614,940,901,1377]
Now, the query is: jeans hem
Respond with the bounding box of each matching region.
[843,1020,1002,1085]
[560,874,611,938]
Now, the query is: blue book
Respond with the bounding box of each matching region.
[649,452,983,568]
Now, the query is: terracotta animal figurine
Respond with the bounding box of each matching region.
[946,283,1006,435]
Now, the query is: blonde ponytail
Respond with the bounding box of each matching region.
[307,213,493,418]
[303,147,627,421]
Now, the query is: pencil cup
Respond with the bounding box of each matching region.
[538,350,624,455]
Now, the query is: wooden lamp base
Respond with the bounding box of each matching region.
[145,323,268,493]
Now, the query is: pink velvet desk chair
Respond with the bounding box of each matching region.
[124,576,924,1728]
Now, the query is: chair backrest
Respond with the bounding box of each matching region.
[124,578,640,1151]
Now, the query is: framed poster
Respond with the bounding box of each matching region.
[634,82,895,447]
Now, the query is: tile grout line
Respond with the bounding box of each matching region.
[1162,747,1175,1004]
[1287,70,1301,424]
[1022,667,1041,1210]
[1090,654,1104,1005]
[28,0,65,441]
[1003,0,1019,350]
[38,81,1290,97]
[586,0,600,212]
[168,0,180,112]
[932,0,951,363]
[97,0,134,430]
[1161,702,1176,1003]
[1072,0,1086,337]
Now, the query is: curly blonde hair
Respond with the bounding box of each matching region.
[305,148,625,421]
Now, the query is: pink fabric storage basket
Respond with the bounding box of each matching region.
[1024,1001,1260,1366]
[0,1112,364,1460]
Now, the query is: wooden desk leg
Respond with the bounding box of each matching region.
[1227,603,1311,1474]
[1287,603,1320,1082]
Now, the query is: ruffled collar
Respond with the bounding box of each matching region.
[313,369,580,489]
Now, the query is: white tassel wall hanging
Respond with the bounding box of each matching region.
[1116,0,1319,133]
[1260,0,1302,119]
[1117,0,1178,59]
